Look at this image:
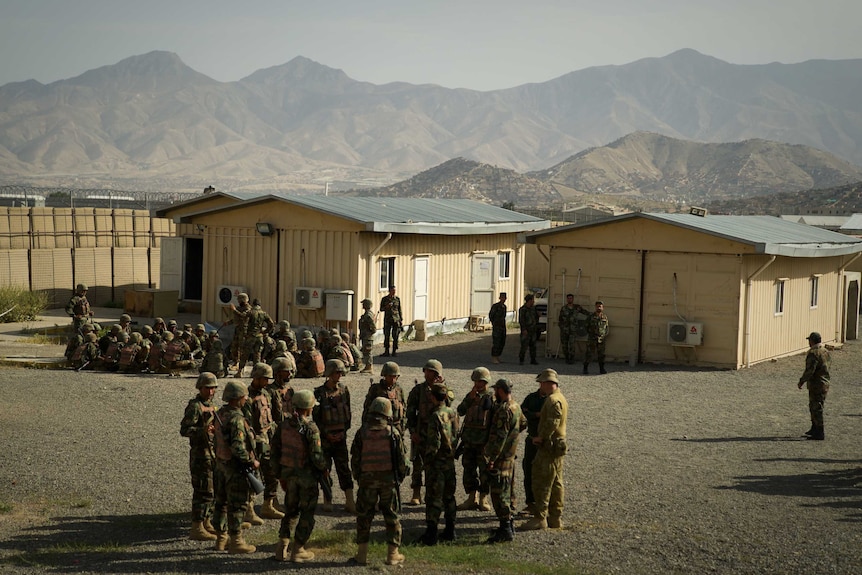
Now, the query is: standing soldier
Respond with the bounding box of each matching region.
[211,381,259,554]
[489,292,508,364]
[406,359,445,506]
[239,298,274,377]
[227,293,252,375]
[484,378,527,543]
[518,294,540,366]
[584,300,610,374]
[362,361,407,436]
[520,378,546,516]
[359,298,376,373]
[269,356,296,421]
[420,382,459,545]
[180,372,219,541]
[521,369,568,531]
[379,285,402,357]
[456,367,495,512]
[65,283,93,331]
[244,363,283,523]
[350,397,411,566]
[798,332,831,440]
[313,359,355,513]
[558,294,579,364]
[271,389,327,563]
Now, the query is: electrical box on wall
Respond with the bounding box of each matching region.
[325,290,354,321]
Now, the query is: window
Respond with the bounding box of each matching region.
[775,279,786,315]
[497,252,511,280]
[378,257,395,291]
[810,275,820,308]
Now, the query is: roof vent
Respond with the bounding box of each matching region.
[690,206,708,217]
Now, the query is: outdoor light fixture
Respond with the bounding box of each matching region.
[256,222,275,236]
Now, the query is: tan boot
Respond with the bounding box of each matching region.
[344,489,357,514]
[240,521,252,530]
[385,544,405,566]
[228,532,256,554]
[213,531,228,551]
[547,515,563,529]
[477,493,492,512]
[189,520,217,541]
[244,503,265,526]
[273,537,290,562]
[456,491,478,511]
[409,486,422,505]
[202,517,217,534]
[352,542,369,565]
[322,497,333,512]
[519,516,548,531]
[290,543,314,563]
[260,497,285,519]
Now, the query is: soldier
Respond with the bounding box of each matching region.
[269,356,296,422]
[296,338,325,378]
[180,372,219,541]
[211,381,259,554]
[69,332,99,370]
[484,378,527,543]
[350,397,410,566]
[185,324,202,360]
[200,333,226,377]
[99,324,121,354]
[520,378,547,516]
[147,332,168,373]
[239,298,274,377]
[358,298,376,373]
[584,300,610,374]
[271,389,327,563]
[65,283,93,331]
[406,359,445,505]
[119,332,145,373]
[98,330,126,371]
[521,368,568,531]
[456,367,495,512]
[489,292,508,364]
[419,382,459,545]
[326,333,350,364]
[244,363,283,523]
[558,294,579,364]
[798,331,831,440]
[273,319,297,353]
[362,361,407,436]
[518,294,540,366]
[342,332,361,372]
[227,293,252,373]
[119,313,133,335]
[313,359,355,513]
[152,317,167,336]
[163,331,193,374]
[379,285,402,357]
[194,324,208,353]
[65,324,94,362]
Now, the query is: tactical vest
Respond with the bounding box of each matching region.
[163,340,184,363]
[103,342,121,363]
[119,344,140,368]
[250,392,273,439]
[71,343,88,362]
[190,403,216,449]
[318,386,350,432]
[464,392,493,430]
[360,426,393,473]
[417,384,434,427]
[279,420,308,469]
[148,344,164,371]
[213,409,233,461]
[340,342,354,366]
[73,296,90,317]
[311,351,325,376]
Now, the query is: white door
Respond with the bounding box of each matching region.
[160,237,183,292]
[413,256,428,321]
[470,254,495,316]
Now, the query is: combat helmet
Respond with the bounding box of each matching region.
[369,397,393,418]
[381,361,400,376]
[271,356,294,374]
[293,389,316,410]
[299,329,313,340]
[196,372,218,389]
[325,359,347,377]
[119,314,131,323]
[76,283,88,292]
[423,359,443,375]
[237,293,249,303]
[251,363,274,379]
[471,367,491,383]
[222,381,248,401]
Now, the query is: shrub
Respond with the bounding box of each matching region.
[0,286,48,323]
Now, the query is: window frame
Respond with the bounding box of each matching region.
[497,251,511,280]
[378,257,395,291]
[809,275,820,309]
[774,279,786,315]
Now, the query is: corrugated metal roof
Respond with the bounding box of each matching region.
[778,215,848,227]
[840,213,862,231]
[154,190,254,217]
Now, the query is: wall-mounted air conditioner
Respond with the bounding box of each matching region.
[294,287,324,309]
[216,285,247,306]
[668,322,704,346]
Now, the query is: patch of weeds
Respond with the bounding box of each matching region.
[69,498,92,509]
[50,541,128,553]
[0,501,12,514]
[16,334,64,345]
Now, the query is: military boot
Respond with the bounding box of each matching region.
[202,517,217,534]
[440,518,456,541]
[351,542,369,565]
[486,519,514,544]
[419,521,438,546]
[290,543,315,563]
[477,493,492,512]
[244,502,265,526]
[273,537,290,562]
[260,497,285,519]
[456,491,478,511]
[409,486,422,505]
[189,520,217,541]
[599,362,607,374]
[803,424,816,437]
[520,516,548,531]
[548,515,564,529]
[227,533,256,554]
[344,489,357,514]
[583,362,589,374]
[322,496,334,512]
[360,364,373,374]
[385,544,405,565]
[807,425,825,440]
[213,531,228,551]
[381,349,390,357]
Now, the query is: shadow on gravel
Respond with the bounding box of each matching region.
[671,436,807,443]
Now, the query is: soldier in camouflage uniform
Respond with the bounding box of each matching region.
[380,285,402,357]
[313,359,355,513]
[296,338,325,378]
[65,324,94,362]
[518,294,540,366]
[484,378,527,543]
[65,283,93,331]
[489,292,508,364]
[406,359,445,505]
[358,298,376,373]
[238,298,274,377]
[520,379,546,515]
[558,294,579,364]
[200,334,225,377]
[269,356,296,421]
[350,397,411,566]
[271,389,327,563]
[343,332,362,372]
[244,363,283,523]
[420,382,459,545]
[584,300,610,374]
[362,361,407,436]
[118,332,144,373]
[180,372,219,541]
[212,380,259,554]
[227,293,252,373]
[119,313,133,335]
[798,331,831,440]
[326,333,350,364]
[521,369,568,531]
[273,320,297,353]
[70,332,100,370]
[456,367,495,512]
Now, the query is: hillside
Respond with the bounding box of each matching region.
[707,181,862,215]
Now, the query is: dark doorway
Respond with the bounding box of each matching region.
[184,238,203,300]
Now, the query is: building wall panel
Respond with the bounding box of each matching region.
[8,208,28,249]
[0,250,29,287]
[74,209,96,248]
[113,209,135,248]
[30,208,55,249]
[30,249,73,306]
[53,209,74,248]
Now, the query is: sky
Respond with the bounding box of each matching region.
[2,0,861,91]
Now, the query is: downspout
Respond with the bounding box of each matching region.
[836,252,862,343]
[367,232,393,311]
[744,255,776,368]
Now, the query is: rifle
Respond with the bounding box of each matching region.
[298,419,333,502]
[213,409,264,495]
[75,359,91,372]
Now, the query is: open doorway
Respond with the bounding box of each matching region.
[184,237,203,301]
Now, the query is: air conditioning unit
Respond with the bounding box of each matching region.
[294,286,324,309]
[216,285,247,306]
[668,322,704,346]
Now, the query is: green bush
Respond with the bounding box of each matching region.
[0,286,48,323]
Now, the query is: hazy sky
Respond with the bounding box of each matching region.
[2,0,861,90]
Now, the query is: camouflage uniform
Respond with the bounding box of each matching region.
[483,391,526,522]
[242,303,275,372]
[358,303,376,372]
[380,291,402,356]
[200,339,225,377]
[518,298,540,365]
[245,382,278,501]
[489,297,508,359]
[118,336,143,373]
[584,307,610,372]
[212,404,256,535]
[229,301,252,366]
[271,412,327,550]
[520,389,546,506]
[406,381,434,491]
[363,380,407,436]
[65,286,92,331]
[313,380,353,492]
[531,386,568,524]
[70,334,99,370]
[456,387,494,496]
[296,340,325,378]
[424,401,458,528]
[799,337,831,436]
[558,301,579,364]
[180,389,217,523]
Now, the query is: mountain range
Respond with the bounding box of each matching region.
[1,49,862,197]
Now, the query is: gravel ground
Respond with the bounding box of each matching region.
[0,329,861,575]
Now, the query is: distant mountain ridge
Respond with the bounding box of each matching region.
[1,49,862,191]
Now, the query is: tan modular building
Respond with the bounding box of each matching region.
[159,195,549,335]
[524,213,862,369]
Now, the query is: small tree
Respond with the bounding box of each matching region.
[0,286,48,323]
